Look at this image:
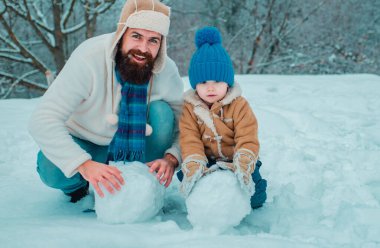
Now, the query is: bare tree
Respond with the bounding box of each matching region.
[0,0,116,98]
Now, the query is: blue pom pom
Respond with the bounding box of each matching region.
[195,27,222,48]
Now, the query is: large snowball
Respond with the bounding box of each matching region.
[95,161,165,224]
[186,170,251,233]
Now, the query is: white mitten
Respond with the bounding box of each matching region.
[201,161,235,177]
[180,156,207,197]
[233,149,257,195]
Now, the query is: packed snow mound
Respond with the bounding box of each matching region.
[186,170,251,233]
[95,161,165,224]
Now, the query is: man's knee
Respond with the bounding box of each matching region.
[36,151,68,189]
[148,100,174,141]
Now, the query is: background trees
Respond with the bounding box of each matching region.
[0,0,118,98]
[0,0,379,98]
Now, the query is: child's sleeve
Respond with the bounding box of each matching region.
[232,97,260,157]
[232,97,260,195]
[179,103,208,197]
[179,103,207,161]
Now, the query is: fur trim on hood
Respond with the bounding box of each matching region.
[183,83,242,108]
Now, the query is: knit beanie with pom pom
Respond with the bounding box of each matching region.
[188,26,234,89]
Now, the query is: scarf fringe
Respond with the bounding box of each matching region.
[112,150,145,163]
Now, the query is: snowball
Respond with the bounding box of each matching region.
[186,170,251,233]
[95,161,165,224]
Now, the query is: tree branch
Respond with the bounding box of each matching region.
[61,0,76,29]
[1,69,39,99]
[0,13,49,73]
[0,53,32,63]
[0,70,47,98]
[283,0,328,39]
[22,0,55,49]
[4,0,53,33]
[0,33,19,50]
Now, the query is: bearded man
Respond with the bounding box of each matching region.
[28,0,183,203]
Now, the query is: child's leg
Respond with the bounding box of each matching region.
[251,160,267,209]
[145,100,175,162]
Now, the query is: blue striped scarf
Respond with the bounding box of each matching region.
[108,69,148,163]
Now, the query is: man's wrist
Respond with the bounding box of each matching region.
[78,160,91,174]
[164,153,178,168]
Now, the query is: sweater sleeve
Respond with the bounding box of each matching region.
[28,50,94,178]
[232,97,260,157]
[179,103,207,161]
[160,58,184,164]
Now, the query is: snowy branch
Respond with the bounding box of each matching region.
[62,21,86,34]
[91,0,116,14]
[0,53,32,63]
[0,33,19,50]
[61,0,76,28]
[1,69,39,99]
[0,70,47,98]
[0,13,49,73]
[22,0,54,49]
[0,48,18,53]
[226,23,250,50]
[62,0,115,34]
[283,0,328,39]
[3,0,53,33]
[31,1,55,45]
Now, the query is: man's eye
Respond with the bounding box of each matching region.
[150,39,159,44]
[132,34,140,39]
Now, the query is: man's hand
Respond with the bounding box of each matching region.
[146,154,178,187]
[78,160,124,198]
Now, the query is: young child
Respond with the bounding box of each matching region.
[178,27,267,209]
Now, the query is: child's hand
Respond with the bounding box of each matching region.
[233,149,257,195]
[180,157,207,197]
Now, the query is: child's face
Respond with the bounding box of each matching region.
[196,81,228,106]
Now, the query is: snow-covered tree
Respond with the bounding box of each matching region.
[0,0,116,98]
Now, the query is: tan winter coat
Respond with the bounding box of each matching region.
[179,83,259,164]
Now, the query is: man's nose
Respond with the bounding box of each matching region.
[137,40,149,53]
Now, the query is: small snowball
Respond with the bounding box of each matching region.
[95,161,165,224]
[186,170,251,233]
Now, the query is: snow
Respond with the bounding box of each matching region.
[186,170,251,233]
[95,161,165,224]
[1,74,380,248]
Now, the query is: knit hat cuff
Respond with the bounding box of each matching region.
[190,62,234,89]
[122,10,170,36]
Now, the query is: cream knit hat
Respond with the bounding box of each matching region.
[112,0,171,73]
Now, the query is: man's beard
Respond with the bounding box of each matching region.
[115,48,155,85]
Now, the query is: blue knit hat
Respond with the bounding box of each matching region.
[188,27,234,89]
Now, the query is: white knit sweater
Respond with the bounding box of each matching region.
[28,33,184,178]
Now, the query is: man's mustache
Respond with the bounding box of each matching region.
[126,49,153,65]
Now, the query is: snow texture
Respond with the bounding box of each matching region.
[95,161,165,224]
[186,170,251,233]
[1,74,380,248]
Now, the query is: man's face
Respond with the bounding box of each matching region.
[121,28,162,64]
[115,28,162,84]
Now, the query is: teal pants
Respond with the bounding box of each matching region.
[36,101,175,194]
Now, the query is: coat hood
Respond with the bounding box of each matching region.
[109,0,171,74]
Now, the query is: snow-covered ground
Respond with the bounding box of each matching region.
[1,74,379,248]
